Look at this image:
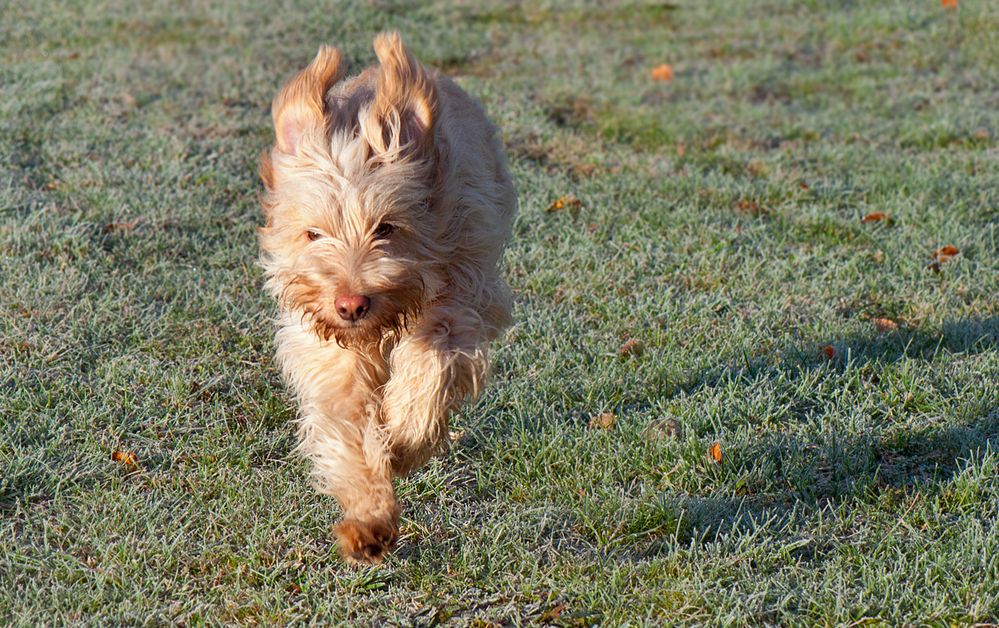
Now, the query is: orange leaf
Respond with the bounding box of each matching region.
[941,0,957,8]
[861,212,890,223]
[650,63,674,82]
[871,317,899,332]
[111,450,139,469]
[708,441,722,464]
[589,412,616,430]
[820,345,837,360]
[618,338,643,357]
[547,194,582,213]
[932,245,960,263]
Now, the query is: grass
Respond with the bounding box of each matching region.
[1,0,997,623]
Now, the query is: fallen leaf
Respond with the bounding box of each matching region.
[734,198,768,216]
[927,260,941,274]
[448,429,466,442]
[871,317,899,332]
[537,603,567,623]
[941,0,957,8]
[932,245,960,263]
[618,338,643,357]
[708,441,722,464]
[643,417,681,441]
[650,63,674,82]
[547,194,582,213]
[589,412,616,430]
[861,212,891,224]
[111,450,139,470]
[820,345,837,360]
[104,219,141,234]
[118,91,137,109]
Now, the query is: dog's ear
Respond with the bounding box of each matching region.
[365,32,437,159]
[272,45,344,156]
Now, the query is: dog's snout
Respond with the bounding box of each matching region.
[335,294,371,321]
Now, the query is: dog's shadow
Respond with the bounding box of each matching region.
[441,317,997,560]
[635,316,998,556]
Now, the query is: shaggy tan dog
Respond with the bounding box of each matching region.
[258,33,515,563]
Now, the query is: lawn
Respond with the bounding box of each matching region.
[2,0,997,624]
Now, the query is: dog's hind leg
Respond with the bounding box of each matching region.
[380,302,490,475]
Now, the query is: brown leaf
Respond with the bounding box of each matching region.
[103,219,140,234]
[111,450,139,470]
[537,603,568,623]
[643,417,681,441]
[941,0,957,8]
[650,63,674,82]
[861,212,891,224]
[820,345,837,360]
[589,412,616,430]
[932,245,960,263]
[708,441,722,464]
[118,91,137,109]
[547,194,582,213]
[871,317,899,333]
[733,198,768,216]
[618,338,643,358]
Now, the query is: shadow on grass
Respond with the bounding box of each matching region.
[627,316,998,556]
[679,316,997,395]
[466,317,996,559]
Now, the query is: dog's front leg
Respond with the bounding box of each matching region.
[279,331,398,563]
[380,302,490,475]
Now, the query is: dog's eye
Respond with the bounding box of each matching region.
[373,223,395,240]
[306,230,324,241]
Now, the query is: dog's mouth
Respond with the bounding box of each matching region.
[308,294,423,348]
[281,275,426,348]
[311,310,412,348]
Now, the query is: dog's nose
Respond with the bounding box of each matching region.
[335,294,371,321]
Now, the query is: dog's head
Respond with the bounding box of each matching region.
[259,33,444,347]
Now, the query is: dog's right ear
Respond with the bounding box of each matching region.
[271,45,344,156]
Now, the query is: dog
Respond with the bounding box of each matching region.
[258,32,516,563]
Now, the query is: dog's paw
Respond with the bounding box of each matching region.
[334,517,398,565]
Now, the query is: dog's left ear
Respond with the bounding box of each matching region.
[365,32,437,160]
[272,45,344,156]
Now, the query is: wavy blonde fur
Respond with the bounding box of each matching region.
[259,33,515,563]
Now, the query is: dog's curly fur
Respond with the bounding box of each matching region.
[258,33,515,563]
